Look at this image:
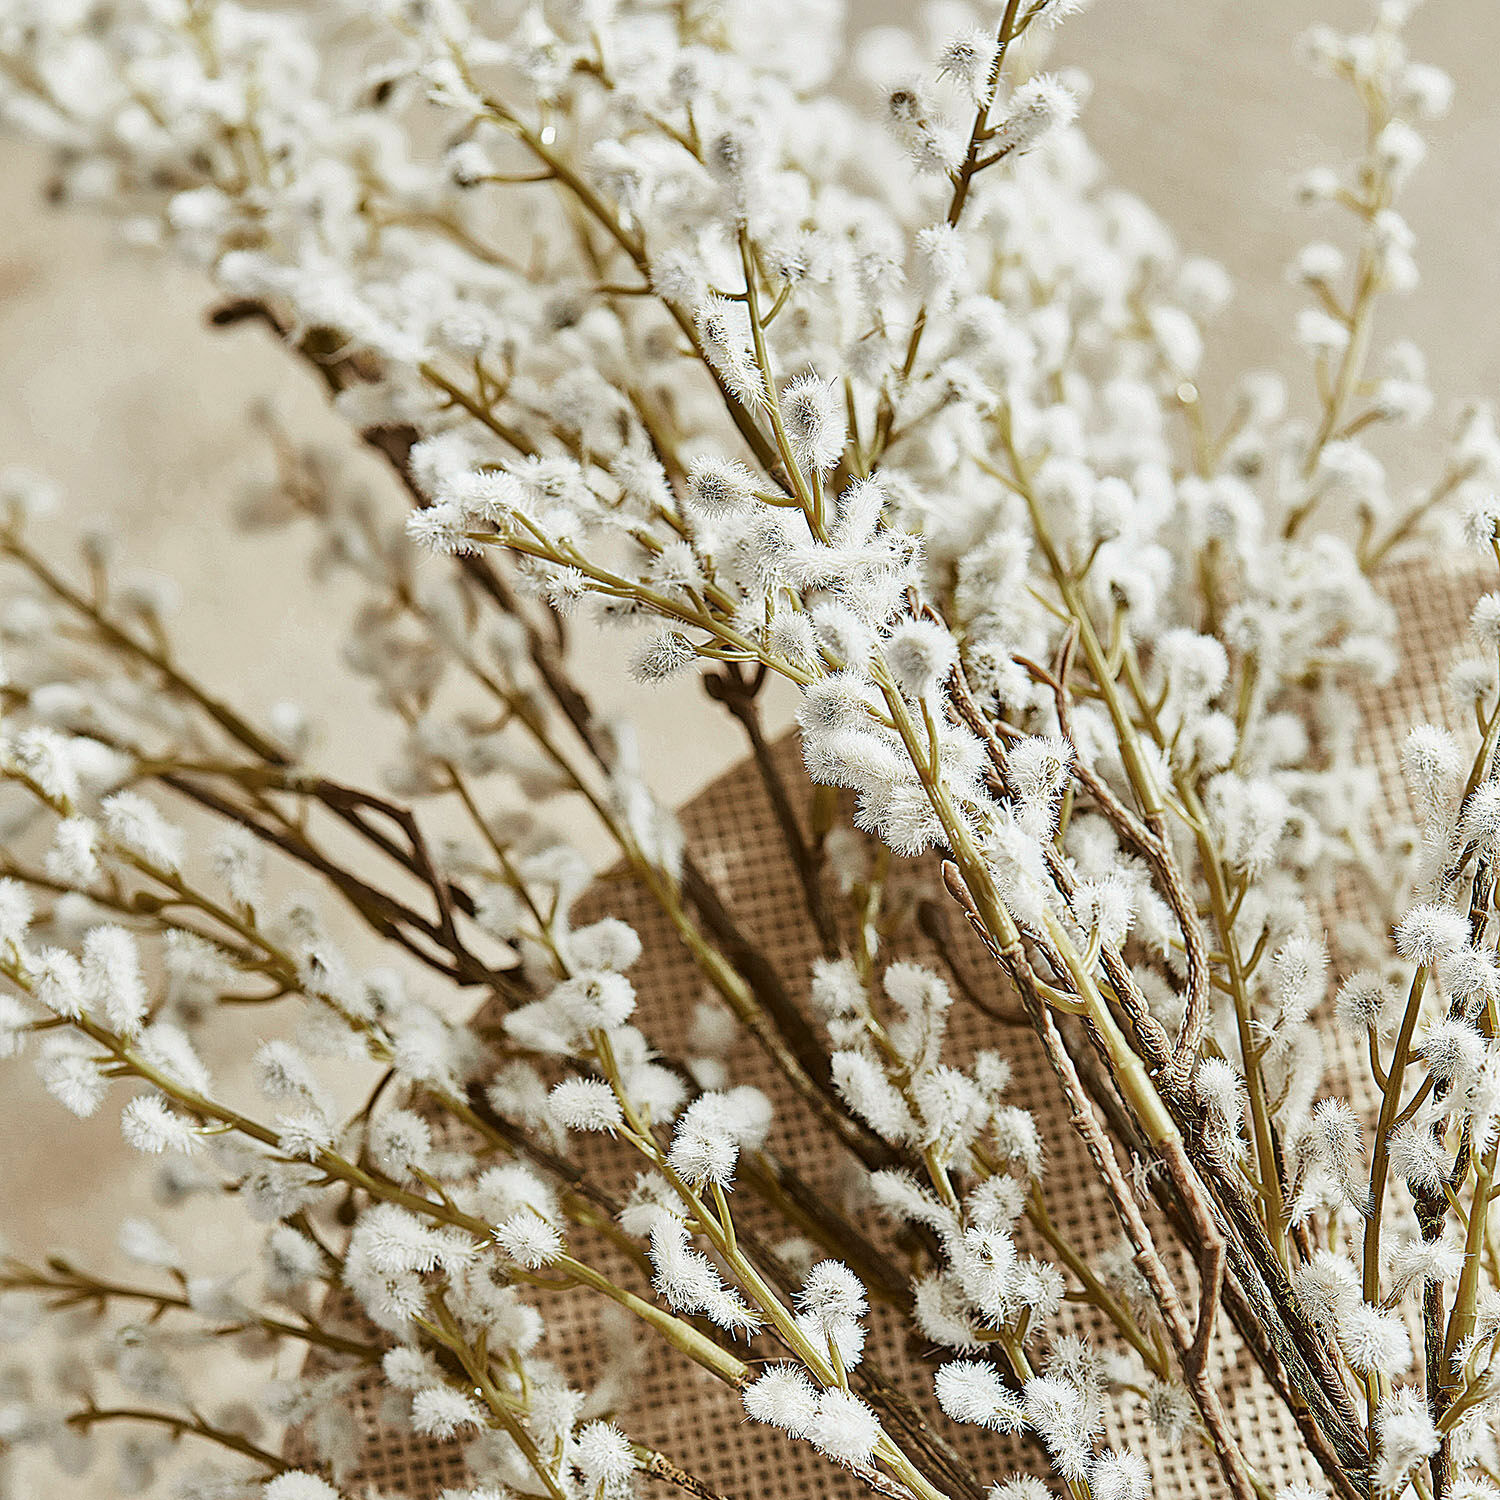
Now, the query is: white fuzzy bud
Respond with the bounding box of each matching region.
[121,1094,199,1155]
[934,1360,1027,1431]
[495,1210,564,1269]
[549,1077,624,1133]
[1439,944,1499,1016]
[686,456,758,516]
[648,1219,762,1335]
[1296,308,1351,358]
[1292,1251,1359,1330]
[565,919,642,973]
[83,926,147,1037]
[1337,1300,1412,1376]
[742,1365,818,1436]
[990,74,1079,156]
[101,791,185,873]
[1461,782,1500,866]
[666,1098,740,1187]
[1397,62,1454,120]
[882,619,957,700]
[916,223,966,312]
[695,296,765,404]
[1394,904,1470,965]
[411,1386,486,1437]
[797,1260,867,1333]
[368,1110,433,1178]
[935,29,998,106]
[1293,242,1345,286]
[831,1051,918,1145]
[1401,725,1463,816]
[210,826,266,911]
[1385,1230,1464,1297]
[886,85,966,174]
[1388,1123,1447,1191]
[1417,1017,1487,1092]
[1333,973,1396,1036]
[46,818,99,886]
[1374,1387,1439,1493]
[1091,1450,1151,1500]
[629,631,697,684]
[1374,120,1425,190]
[808,1389,880,1465]
[574,1421,636,1494]
[1294,166,1342,205]
[780,374,845,475]
[1023,1374,1096,1481]
[1194,1057,1245,1141]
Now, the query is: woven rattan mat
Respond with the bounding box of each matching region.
[287,556,1485,1498]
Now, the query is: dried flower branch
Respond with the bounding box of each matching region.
[0,2,1497,1499]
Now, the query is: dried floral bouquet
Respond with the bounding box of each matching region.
[0,2,1496,1500]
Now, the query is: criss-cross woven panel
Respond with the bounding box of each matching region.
[287,556,1486,1499]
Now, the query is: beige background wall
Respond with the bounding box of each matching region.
[0,1,1495,1493]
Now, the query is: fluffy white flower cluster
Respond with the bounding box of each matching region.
[1,0,1499,1498]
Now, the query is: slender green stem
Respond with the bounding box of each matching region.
[1363,968,1430,1295]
